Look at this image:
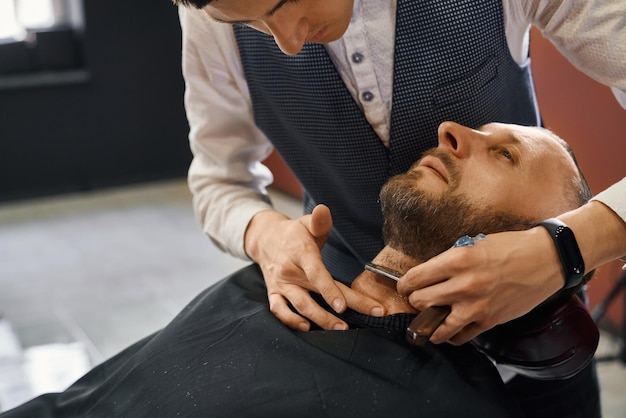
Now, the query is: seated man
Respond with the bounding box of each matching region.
[1,122,599,418]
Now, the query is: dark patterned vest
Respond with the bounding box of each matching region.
[234,0,540,283]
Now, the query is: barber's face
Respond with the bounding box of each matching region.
[408,122,579,220]
[204,0,354,55]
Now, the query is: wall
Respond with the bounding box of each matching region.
[0,1,190,201]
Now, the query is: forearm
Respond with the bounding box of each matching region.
[186,116,275,259]
[181,5,278,259]
[560,195,626,274]
[190,161,274,260]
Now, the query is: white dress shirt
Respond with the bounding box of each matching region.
[180,0,626,260]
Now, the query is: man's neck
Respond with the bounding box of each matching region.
[351,246,421,315]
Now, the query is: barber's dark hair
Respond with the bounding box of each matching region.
[173,0,214,8]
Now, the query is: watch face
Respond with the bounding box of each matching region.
[555,226,584,276]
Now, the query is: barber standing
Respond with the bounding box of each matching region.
[175,1,625,417]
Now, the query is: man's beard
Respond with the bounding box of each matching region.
[379,150,535,262]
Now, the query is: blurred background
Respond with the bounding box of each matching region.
[0,1,624,416]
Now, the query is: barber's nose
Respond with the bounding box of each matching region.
[437,121,472,158]
[266,19,308,56]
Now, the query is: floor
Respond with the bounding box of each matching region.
[0,179,624,416]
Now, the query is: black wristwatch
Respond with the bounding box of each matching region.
[539,218,585,289]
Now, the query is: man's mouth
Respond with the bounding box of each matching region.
[308,26,328,42]
[416,156,449,183]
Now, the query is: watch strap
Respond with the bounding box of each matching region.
[539,218,585,289]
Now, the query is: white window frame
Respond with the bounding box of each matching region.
[0,0,83,43]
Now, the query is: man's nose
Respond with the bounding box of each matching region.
[266,19,308,56]
[437,121,472,158]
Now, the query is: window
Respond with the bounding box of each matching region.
[1,0,82,41]
[0,1,22,41]
[0,0,86,88]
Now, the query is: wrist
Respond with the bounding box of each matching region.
[559,201,626,271]
[244,210,287,262]
[538,218,584,289]
[531,227,570,295]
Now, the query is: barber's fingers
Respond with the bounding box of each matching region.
[397,248,482,298]
[401,267,497,345]
[305,204,333,240]
[335,282,386,317]
[445,322,486,346]
[260,204,383,329]
[429,309,492,345]
[404,280,495,345]
[296,249,346,312]
[268,292,312,332]
[296,204,351,314]
[262,249,349,329]
[268,287,348,331]
[266,258,385,330]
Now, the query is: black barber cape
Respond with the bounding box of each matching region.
[2,264,523,418]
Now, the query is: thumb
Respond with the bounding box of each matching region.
[308,204,333,239]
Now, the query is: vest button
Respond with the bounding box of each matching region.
[361,91,374,102]
[351,52,364,64]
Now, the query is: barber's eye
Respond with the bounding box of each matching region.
[269,0,303,16]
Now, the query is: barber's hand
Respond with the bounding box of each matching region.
[397,227,564,345]
[245,204,385,332]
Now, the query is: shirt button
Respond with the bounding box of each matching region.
[351,52,364,64]
[362,91,374,102]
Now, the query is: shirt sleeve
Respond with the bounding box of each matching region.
[180,7,276,260]
[517,0,626,108]
[592,177,626,224]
